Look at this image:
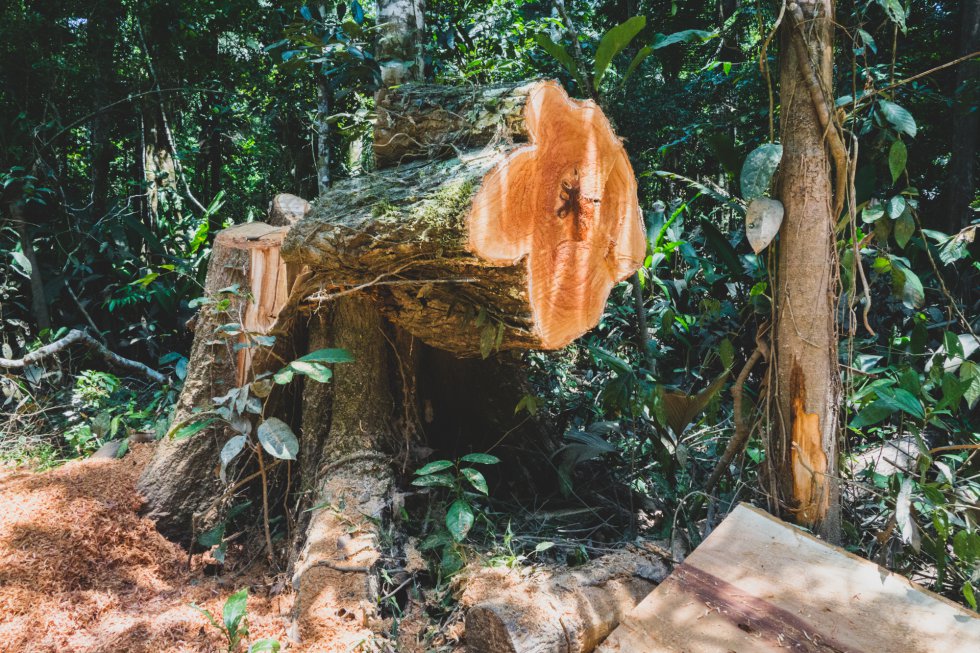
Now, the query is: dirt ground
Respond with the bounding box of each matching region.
[0,443,341,652]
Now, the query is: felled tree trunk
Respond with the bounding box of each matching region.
[286,80,646,357]
[138,221,302,542]
[461,548,669,653]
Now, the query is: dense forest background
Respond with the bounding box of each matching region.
[2,0,979,611]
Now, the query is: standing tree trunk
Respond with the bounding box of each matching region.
[772,0,841,542]
[942,0,980,233]
[10,202,50,333]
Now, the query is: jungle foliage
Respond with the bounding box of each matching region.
[1,0,978,609]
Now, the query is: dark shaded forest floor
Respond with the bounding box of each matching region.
[0,444,306,652]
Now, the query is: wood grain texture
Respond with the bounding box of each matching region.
[597,503,980,653]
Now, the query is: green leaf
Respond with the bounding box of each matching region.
[172,418,216,440]
[223,589,248,636]
[411,473,455,488]
[862,203,885,223]
[880,388,924,419]
[534,541,555,553]
[535,34,579,81]
[273,366,295,384]
[719,338,734,370]
[964,583,978,611]
[256,417,298,460]
[699,218,744,278]
[740,143,783,200]
[878,99,916,137]
[198,522,225,548]
[294,348,353,364]
[876,0,907,33]
[414,460,454,475]
[461,467,489,495]
[890,259,924,308]
[894,210,915,249]
[960,361,980,409]
[850,398,893,428]
[895,477,917,549]
[623,46,654,84]
[445,499,475,542]
[10,251,32,277]
[887,195,906,219]
[249,640,281,653]
[888,139,907,184]
[288,360,333,383]
[459,453,501,465]
[594,16,646,91]
[651,29,714,49]
[219,435,247,483]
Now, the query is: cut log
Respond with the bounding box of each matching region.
[138,221,301,542]
[268,193,311,226]
[374,81,537,168]
[285,80,645,357]
[461,548,669,653]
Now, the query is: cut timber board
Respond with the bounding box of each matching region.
[598,503,980,653]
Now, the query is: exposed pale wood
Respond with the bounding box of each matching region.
[285,80,645,356]
[597,503,980,653]
[462,549,669,653]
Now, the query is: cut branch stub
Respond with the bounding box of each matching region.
[284,80,645,357]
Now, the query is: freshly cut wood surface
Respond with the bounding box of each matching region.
[598,503,980,653]
[284,80,645,356]
[268,192,310,226]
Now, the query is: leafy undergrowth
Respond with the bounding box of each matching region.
[0,443,293,653]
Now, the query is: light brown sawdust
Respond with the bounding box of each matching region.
[0,443,293,652]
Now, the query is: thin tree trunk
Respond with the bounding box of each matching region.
[773,0,841,542]
[10,203,51,332]
[942,0,980,233]
[315,78,332,196]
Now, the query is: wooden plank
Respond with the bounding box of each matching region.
[598,503,980,653]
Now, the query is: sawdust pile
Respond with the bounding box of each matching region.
[0,443,290,652]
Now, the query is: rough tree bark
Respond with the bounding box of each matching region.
[772,0,841,541]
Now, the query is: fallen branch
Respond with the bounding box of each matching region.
[0,329,166,384]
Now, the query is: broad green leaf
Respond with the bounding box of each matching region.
[699,219,744,278]
[289,360,333,383]
[961,361,980,409]
[172,418,216,440]
[294,348,353,364]
[273,366,295,384]
[219,435,247,483]
[862,203,885,223]
[887,195,906,219]
[535,34,579,80]
[459,453,501,465]
[623,46,654,84]
[651,29,714,49]
[878,99,916,137]
[411,473,454,488]
[414,460,454,475]
[719,338,734,370]
[876,0,907,33]
[880,388,924,419]
[461,467,489,495]
[594,16,646,90]
[895,477,916,548]
[10,251,32,277]
[888,139,907,184]
[740,143,783,200]
[223,589,248,636]
[744,197,783,253]
[198,522,225,548]
[256,417,298,460]
[894,210,915,249]
[850,398,894,428]
[249,640,281,653]
[445,499,475,542]
[534,541,555,553]
[890,259,924,308]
